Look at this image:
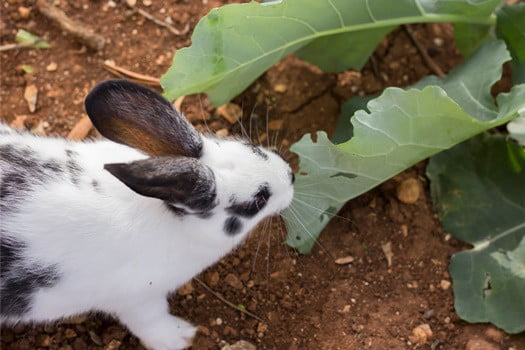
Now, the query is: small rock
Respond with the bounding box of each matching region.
[107,0,117,8]
[408,324,433,345]
[434,37,444,47]
[18,6,31,19]
[423,309,435,319]
[381,241,393,267]
[257,322,268,333]
[142,0,152,6]
[224,273,243,289]
[125,0,136,6]
[89,331,104,346]
[205,271,220,287]
[24,84,38,113]
[46,62,58,72]
[484,327,505,343]
[216,128,229,137]
[38,334,52,347]
[64,314,88,324]
[273,83,287,93]
[339,305,351,313]
[198,325,210,336]
[396,178,420,204]
[215,317,223,326]
[223,326,238,337]
[465,339,499,350]
[334,256,354,265]
[104,340,122,350]
[65,328,77,338]
[217,103,242,124]
[178,281,194,296]
[440,279,451,290]
[10,115,28,130]
[221,340,256,350]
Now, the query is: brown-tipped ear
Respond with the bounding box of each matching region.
[104,156,216,212]
[85,79,202,157]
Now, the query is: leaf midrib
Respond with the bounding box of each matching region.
[166,13,497,98]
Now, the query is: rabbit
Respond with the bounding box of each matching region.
[0,79,295,350]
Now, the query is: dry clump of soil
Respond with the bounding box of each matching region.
[1,1,525,349]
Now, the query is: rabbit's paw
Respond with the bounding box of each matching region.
[140,317,197,350]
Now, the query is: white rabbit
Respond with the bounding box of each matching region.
[0,80,295,350]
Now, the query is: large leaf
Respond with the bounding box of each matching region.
[161,0,498,106]
[496,3,525,84]
[427,134,525,333]
[283,41,525,253]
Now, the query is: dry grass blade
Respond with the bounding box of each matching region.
[193,277,264,322]
[403,24,446,78]
[0,40,40,52]
[37,0,105,51]
[67,116,93,141]
[102,61,160,87]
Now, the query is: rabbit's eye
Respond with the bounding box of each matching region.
[254,186,271,208]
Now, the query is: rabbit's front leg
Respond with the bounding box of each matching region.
[116,297,197,350]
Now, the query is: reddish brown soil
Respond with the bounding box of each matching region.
[1,1,524,350]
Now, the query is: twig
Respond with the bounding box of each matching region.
[67,116,93,141]
[102,61,160,87]
[0,40,41,52]
[403,24,446,78]
[174,95,185,111]
[193,277,264,322]
[37,0,105,51]
[127,4,190,36]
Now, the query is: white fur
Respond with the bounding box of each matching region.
[0,125,293,350]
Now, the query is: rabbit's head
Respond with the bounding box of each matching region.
[85,80,294,237]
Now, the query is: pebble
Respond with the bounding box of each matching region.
[178,281,194,296]
[126,0,136,6]
[396,178,420,204]
[65,328,77,338]
[104,339,122,350]
[18,6,31,19]
[221,340,256,350]
[434,37,444,47]
[484,327,505,343]
[217,102,242,124]
[440,279,451,290]
[334,256,354,265]
[465,339,499,350]
[408,324,433,345]
[224,273,243,289]
[205,271,220,287]
[142,0,152,6]
[215,317,223,326]
[46,62,58,72]
[273,83,287,93]
[24,84,38,113]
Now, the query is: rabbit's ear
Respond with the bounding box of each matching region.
[104,156,216,212]
[85,80,202,157]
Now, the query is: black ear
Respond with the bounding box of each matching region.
[105,156,216,212]
[85,80,202,157]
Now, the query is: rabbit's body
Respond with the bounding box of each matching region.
[0,81,294,350]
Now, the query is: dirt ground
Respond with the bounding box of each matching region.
[1,0,524,349]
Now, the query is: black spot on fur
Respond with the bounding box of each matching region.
[0,236,60,316]
[0,145,69,213]
[91,179,101,192]
[65,149,82,185]
[227,183,271,217]
[247,144,268,160]
[224,216,242,236]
